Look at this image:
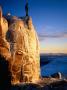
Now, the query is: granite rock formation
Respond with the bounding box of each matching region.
[0,7,10,60]
[0,7,40,85]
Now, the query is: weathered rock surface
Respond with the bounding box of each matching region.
[7,17,40,84]
[0,7,40,85]
[0,7,10,60]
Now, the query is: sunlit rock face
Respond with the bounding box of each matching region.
[0,7,10,60]
[0,7,40,85]
[7,17,40,84]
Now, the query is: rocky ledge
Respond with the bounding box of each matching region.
[10,78,67,90]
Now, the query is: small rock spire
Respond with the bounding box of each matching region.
[0,6,2,18]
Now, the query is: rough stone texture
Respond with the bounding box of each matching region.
[0,7,40,85]
[7,17,40,84]
[0,7,10,60]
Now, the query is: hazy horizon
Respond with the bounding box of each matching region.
[40,52,67,54]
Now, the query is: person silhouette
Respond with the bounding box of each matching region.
[25,0,29,16]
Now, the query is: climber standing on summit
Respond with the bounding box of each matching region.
[25,0,29,17]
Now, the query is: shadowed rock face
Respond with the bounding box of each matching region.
[10,80,67,90]
[0,7,40,85]
[0,55,11,90]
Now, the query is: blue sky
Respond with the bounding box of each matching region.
[0,0,67,53]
